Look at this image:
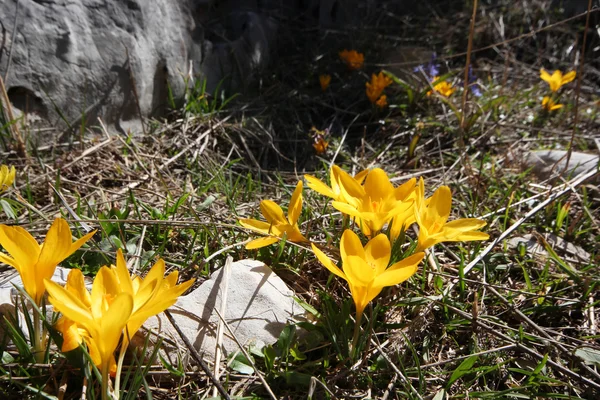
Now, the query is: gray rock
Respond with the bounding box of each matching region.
[1,0,200,137]
[141,259,304,362]
[522,150,599,181]
[1,0,357,139]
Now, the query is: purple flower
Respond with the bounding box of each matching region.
[468,65,483,97]
[414,53,440,80]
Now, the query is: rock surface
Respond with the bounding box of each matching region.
[522,150,599,181]
[141,259,304,362]
[0,0,356,138]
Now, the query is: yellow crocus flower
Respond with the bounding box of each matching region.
[45,267,133,395]
[0,218,96,305]
[540,69,576,92]
[427,77,456,97]
[46,250,194,398]
[332,168,416,237]
[339,49,364,70]
[239,181,308,249]
[319,74,331,91]
[0,165,16,193]
[414,178,489,251]
[312,229,424,321]
[375,95,388,108]
[542,96,563,111]
[304,165,368,204]
[366,72,393,103]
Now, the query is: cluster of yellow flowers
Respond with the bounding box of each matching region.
[0,164,16,193]
[366,72,393,108]
[540,68,576,112]
[239,165,489,336]
[0,218,194,399]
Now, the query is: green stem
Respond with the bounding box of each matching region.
[113,343,127,398]
[350,309,364,360]
[33,310,44,363]
[101,364,110,400]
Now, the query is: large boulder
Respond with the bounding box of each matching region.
[0,0,356,139]
[1,0,202,136]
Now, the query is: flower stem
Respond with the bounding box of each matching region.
[114,344,127,398]
[101,364,110,400]
[33,310,44,363]
[350,309,364,360]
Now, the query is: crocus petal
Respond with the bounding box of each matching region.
[0,225,40,270]
[45,279,95,331]
[363,169,394,202]
[288,181,303,225]
[68,230,96,255]
[260,200,287,224]
[444,218,487,232]
[65,268,92,308]
[343,255,375,286]
[428,186,452,224]
[246,236,280,249]
[364,234,391,275]
[0,253,18,270]
[372,252,424,289]
[239,218,271,234]
[331,201,362,218]
[37,219,76,269]
[113,249,134,296]
[97,293,133,374]
[305,174,336,199]
[540,68,552,83]
[311,244,346,280]
[56,317,84,352]
[561,71,576,85]
[340,229,366,261]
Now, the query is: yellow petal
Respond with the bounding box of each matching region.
[353,169,369,184]
[311,243,346,280]
[113,249,134,296]
[331,201,361,219]
[68,229,96,255]
[288,181,303,225]
[239,218,271,234]
[90,267,120,320]
[57,317,85,352]
[97,293,133,373]
[364,234,391,275]
[561,71,576,85]
[344,255,375,286]
[66,269,92,308]
[363,168,394,201]
[340,229,365,261]
[0,225,41,271]
[304,174,336,199]
[37,218,74,276]
[260,200,287,224]
[444,218,487,232]
[540,68,552,83]
[45,279,94,330]
[428,186,452,223]
[246,236,280,249]
[372,252,424,289]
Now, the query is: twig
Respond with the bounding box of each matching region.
[213,256,232,398]
[163,310,231,400]
[446,166,598,286]
[3,0,19,83]
[564,0,593,174]
[213,307,278,400]
[460,0,478,139]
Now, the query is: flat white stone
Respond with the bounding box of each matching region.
[523,150,599,181]
[141,259,304,361]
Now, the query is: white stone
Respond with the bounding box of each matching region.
[141,259,304,360]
